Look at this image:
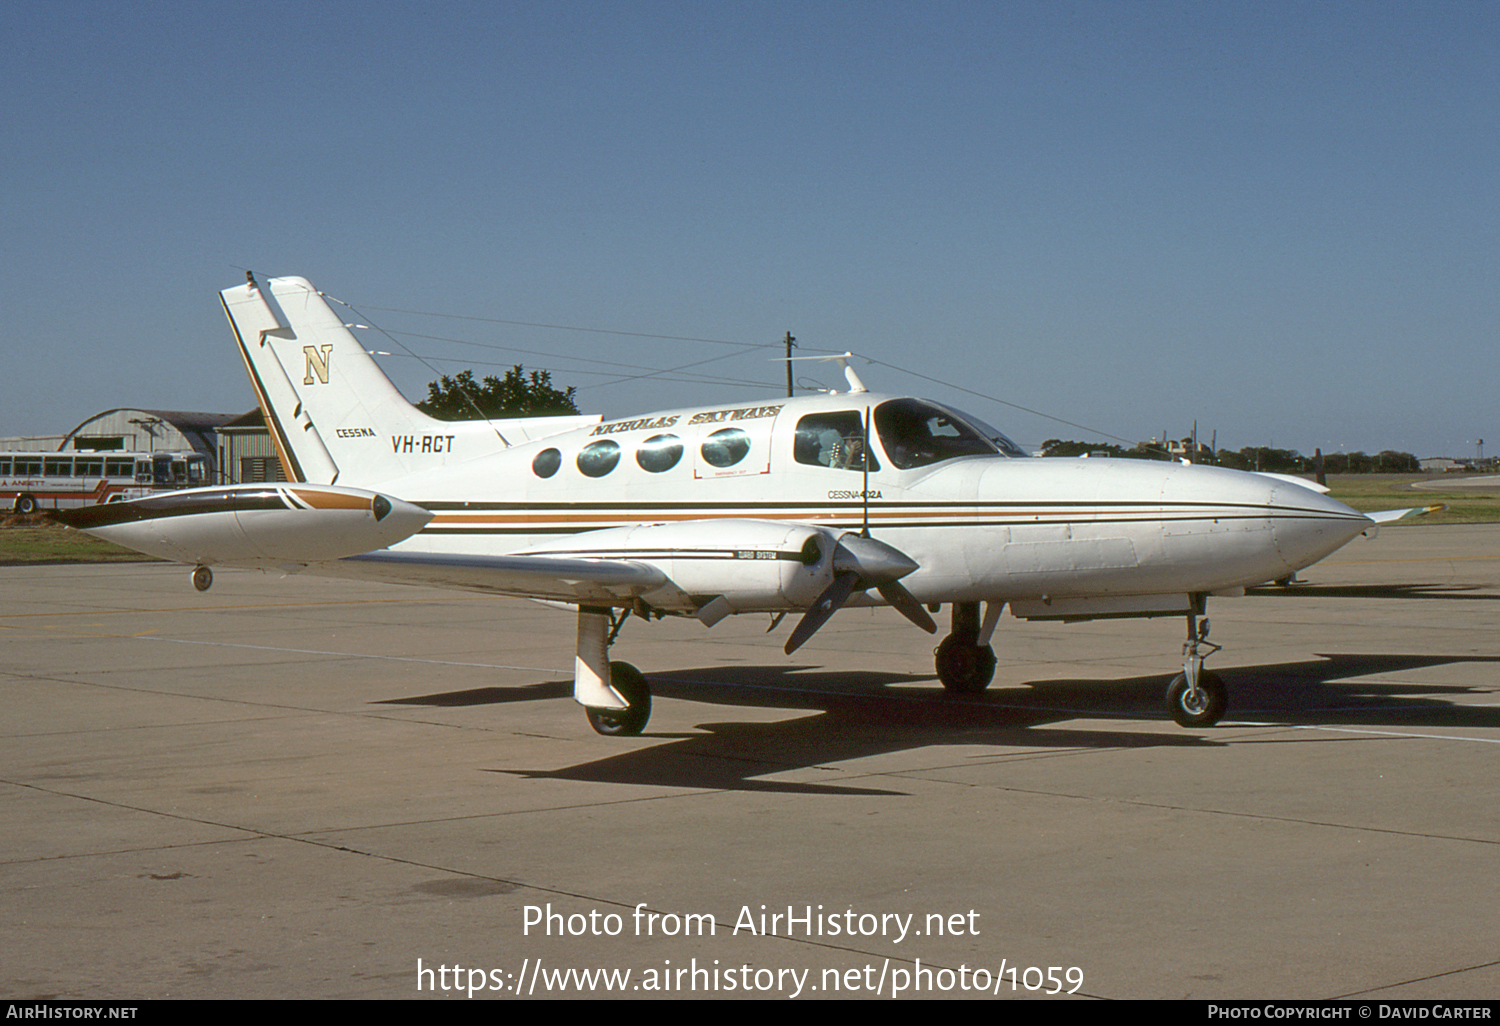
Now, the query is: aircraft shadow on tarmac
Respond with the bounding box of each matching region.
[1248,582,1499,601]
[379,651,1500,795]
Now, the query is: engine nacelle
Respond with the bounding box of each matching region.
[521,519,840,614]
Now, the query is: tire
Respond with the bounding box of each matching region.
[15,494,38,515]
[935,633,997,693]
[585,661,651,736]
[1166,670,1227,728]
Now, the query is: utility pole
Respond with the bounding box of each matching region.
[784,331,796,398]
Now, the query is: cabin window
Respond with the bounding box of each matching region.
[74,459,104,477]
[636,434,683,474]
[700,428,751,468]
[577,440,622,478]
[44,458,72,476]
[793,412,880,471]
[532,448,562,478]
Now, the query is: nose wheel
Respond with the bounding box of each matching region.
[1167,669,1226,727]
[1167,610,1226,727]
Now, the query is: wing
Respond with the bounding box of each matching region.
[306,548,678,606]
[1364,504,1446,524]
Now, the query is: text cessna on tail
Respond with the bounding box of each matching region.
[56,274,1388,735]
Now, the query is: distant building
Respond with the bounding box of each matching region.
[1421,456,1499,473]
[1420,457,1464,472]
[3,409,235,482]
[218,409,286,483]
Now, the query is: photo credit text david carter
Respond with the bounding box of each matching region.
[415,903,1085,997]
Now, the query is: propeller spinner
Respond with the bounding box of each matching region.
[784,533,936,654]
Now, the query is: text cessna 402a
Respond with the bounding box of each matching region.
[54,274,1420,736]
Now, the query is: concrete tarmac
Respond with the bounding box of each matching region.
[3,525,1499,1000]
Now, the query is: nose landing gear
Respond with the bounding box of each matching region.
[1167,611,1226,727]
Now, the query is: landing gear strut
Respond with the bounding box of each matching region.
[575,606,651,736]
[1166,606,1226,727]
[934,601,1000,693]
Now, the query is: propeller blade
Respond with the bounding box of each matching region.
[784,572,861,654]
[876,580,937,634]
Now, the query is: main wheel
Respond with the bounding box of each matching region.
[935,633,997,694]
[1166,670,1227,727]
[191,565,213,592]
[585,661,651,736]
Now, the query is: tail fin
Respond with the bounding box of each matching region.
[220,275,595,486]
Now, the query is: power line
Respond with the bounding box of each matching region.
[351,303,782,350]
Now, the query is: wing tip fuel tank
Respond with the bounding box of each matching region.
[49,485,432,567]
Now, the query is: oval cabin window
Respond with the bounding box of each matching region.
[701,428,750,468]
[577,440,622,478]
[636,434,683,473]
[532,448,562,478]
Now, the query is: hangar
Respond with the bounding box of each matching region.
[1,408,282,485]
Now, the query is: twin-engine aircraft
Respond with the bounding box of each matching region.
[56,274,1386,735]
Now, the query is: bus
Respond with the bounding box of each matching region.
[1,451,210,514]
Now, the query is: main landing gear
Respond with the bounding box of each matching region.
[1166,608,1226,728]
[575,606,651,736]
[934,601,999,694]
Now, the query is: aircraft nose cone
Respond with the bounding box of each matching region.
[1267,481,1371,571]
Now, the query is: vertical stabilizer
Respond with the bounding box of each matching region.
[221,275,486,487]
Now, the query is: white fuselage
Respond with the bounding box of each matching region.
[365,391,1369,612]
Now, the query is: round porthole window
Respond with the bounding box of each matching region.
[701,427,750,468]
[577,439,622,478]
[636,434,683,473]
[532,448,562,478]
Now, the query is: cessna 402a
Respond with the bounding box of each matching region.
[54,274,1386,735]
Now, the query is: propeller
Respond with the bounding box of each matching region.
[784,533,937,654]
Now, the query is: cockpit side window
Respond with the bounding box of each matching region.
[874,398,1007,469]
[793,412,880,472]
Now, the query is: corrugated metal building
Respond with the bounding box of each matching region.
[218,409,287,483]
[57,409,236,481]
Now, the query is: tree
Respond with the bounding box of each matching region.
[1039,439,1159,461]
[417,366,579,421]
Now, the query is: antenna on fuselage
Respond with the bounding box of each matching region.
[861,404,871,538]
[783,352,868,394]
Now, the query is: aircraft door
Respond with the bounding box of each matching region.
[690,405,781,480]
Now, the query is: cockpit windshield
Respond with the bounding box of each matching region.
[873,398,1024,469]
[944,407,1028,458]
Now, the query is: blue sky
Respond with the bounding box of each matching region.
[4,0,1495,457]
